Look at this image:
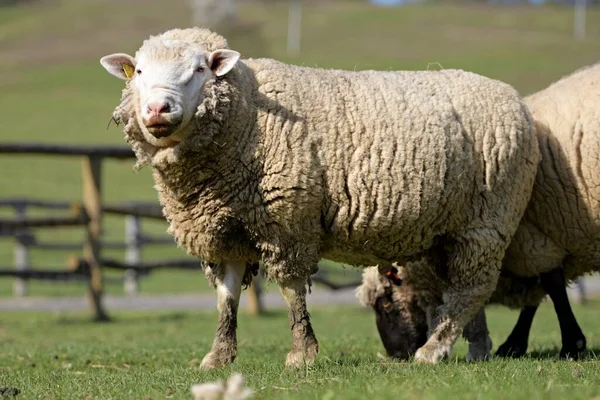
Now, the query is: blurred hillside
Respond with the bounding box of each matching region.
[0,0,599,297]
[2,0,600,90]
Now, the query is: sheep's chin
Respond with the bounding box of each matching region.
[140,129,181,149]
[158,138,180,149]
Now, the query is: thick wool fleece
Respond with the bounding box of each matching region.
[112,28,539,289]
[503,63,600,285]
[359,63,600,314]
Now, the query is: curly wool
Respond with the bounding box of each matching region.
[358,62,600,314]
[355,267,390,308]
[502,62,600,286]
[112,27,539,286]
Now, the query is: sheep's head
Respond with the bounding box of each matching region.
[356,265,428,360]
[100,32,240,149]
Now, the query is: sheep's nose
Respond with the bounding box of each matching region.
[147,102,171,116]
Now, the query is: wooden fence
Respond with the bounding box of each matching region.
[0,198,197,292]
[0,143,361,321]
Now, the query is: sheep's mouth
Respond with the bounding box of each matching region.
[146,123,179,138]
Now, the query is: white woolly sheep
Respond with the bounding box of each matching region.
[99,27,539,367]
[357,62,600,361]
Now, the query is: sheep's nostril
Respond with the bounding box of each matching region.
[147,102,171,115]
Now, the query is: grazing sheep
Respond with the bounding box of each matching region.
[358,62,600,361]
[357,263,494,362]
[99,27,539,367]
[357,263,562,361]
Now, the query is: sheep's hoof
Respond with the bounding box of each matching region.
[285,342,319,368]
[414,343,450,364]
[560,336,586,360]
[285,351,314,368]
[200,351,235,370]
[466,337,492,362]
[495,340,527,358]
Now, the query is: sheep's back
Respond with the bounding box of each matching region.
[246,59,538,264]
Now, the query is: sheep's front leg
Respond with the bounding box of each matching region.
[415,234,502,364]
[462,307,492,362]
[201,260,246,369]
[279,279,319,368]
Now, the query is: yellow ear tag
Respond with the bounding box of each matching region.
[123,64,135,79]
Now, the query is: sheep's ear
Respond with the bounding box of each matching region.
[208,49,240,77]
[100,53,136,81]
[379,265,403,286]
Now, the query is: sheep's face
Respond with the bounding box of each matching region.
[356,266,428,360]
[100,42,240,148]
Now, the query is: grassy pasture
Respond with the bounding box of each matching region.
[0,0,599,297]
[1,2,600,399]
[1,300,600,399]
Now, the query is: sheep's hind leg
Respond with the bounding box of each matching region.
[496,305,538,358]
[200,260,246,369]
[539,268,586,359]
[279,279,319,368]
[415,233,502,364]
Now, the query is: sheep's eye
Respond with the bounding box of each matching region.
[136,69,142,75]
[196,66,205,73]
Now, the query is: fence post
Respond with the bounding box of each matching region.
[287,0,302,57]
[82,155,109,321]
[247,271,264,316]
[124,214,141,295]
[574,0,587,40]
[12,204,29,297]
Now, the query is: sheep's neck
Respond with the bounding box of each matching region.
[151,88,261,218]
[147,95,262,262]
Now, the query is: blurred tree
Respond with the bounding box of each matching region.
[189,0,236,28]
[188,0,269,59]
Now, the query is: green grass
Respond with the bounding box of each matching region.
[1,0,600,297]
[1,300,600,399]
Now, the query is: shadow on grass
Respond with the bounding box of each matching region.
[241,310,288,319]
[54,311,192,326]
[524,348,600,361]
[52,309,289,326]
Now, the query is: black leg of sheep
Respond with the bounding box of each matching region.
[496,267,587,360]
[539,268,587,360]
[461,307,493,362]
[495,305,538,358]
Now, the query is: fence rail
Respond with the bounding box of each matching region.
[0,142,360,320]
[0,143,134,158]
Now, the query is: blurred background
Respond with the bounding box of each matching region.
[0,0,598,310]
